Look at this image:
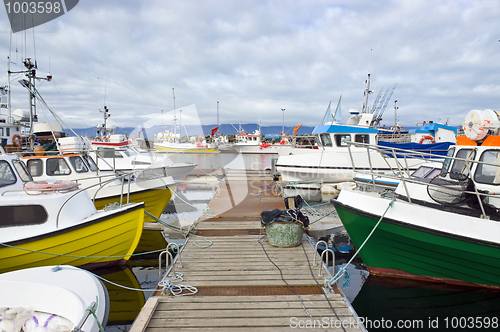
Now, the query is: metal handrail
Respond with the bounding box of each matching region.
[312,240,327,266]
[158,250,174,279]
[318,249,335,277]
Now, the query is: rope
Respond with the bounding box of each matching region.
[324,196,396,291]
[254,183,275,211]
[158,272,198,296]
[257,236,329,332]
[57,265,158,293]
[191,238,213,249]
[144,210,196,238]
[86,297,105,332]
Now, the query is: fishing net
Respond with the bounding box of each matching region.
[427,176,488,210]
[427,177,474,205]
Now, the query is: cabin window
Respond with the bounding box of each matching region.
[0,128,3,136]
[5,128,9,136]
[319,134,332,147]
[46,158,72,176]
[411,166,441,179]
[69,156,89,173]
[440,147,455,177]
[474,150,500,185]
[449,148,476,180]
[335,134,351,147]
[0,160,16,187]
[355,134,370,144]
[0,205,48,227]
[82,155,98,172]
[12,160,32,182]
[27,159,43,177]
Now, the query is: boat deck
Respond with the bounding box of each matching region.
[130,170,363,331]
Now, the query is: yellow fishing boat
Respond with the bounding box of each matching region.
[0,152,145,274]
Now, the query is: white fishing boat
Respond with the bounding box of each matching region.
[14,74,177,223]
[154,92,219,154]
[90,107,197,180]
[331,109,500,288]
[0,265,109,332]
[0,149,145,273]
[154,134,219,153]
[231,125,312,154]
[275,73,456,198]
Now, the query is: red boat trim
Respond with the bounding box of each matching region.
[92,141,131,147]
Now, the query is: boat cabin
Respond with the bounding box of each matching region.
[0,151,33,194]
[312,124,378,149]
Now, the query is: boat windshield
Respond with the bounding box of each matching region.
[69,156,89,173]
[474,149,500,185]
[450,149,476,180]
[440,147,455,177]
[82,155,98,172]
[0,160,17,187]
[319,133,332,147]
[12,159,32,182]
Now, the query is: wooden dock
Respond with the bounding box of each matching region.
[130,170,364,332]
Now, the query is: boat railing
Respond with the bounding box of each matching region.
[55,170,141,227]
[346,141,500,219]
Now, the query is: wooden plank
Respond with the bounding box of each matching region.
[129,297,159,332]
[155,294,342,302]
[151,308,353,319]
[154,300,348,310]
[147,317,360,328]
[146,328,361,332]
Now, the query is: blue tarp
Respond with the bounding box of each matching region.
[377,141,454,158]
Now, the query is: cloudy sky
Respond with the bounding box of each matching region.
[0,0,499,131]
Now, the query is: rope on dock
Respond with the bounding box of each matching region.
[325,196,396,291]
[257,236,330,332]
[158,272,198,296]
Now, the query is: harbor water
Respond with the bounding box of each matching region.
[97,153,500,332]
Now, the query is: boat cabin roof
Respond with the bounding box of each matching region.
[312,124,378,135]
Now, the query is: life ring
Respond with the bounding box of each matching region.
[24,180,79,193]
[419,135,435,144]
[12,134,22,147]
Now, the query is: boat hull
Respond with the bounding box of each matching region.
[0,203,145,274]
[94,186,175,222]
[332,192,500,288]
[155,144,219,153]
